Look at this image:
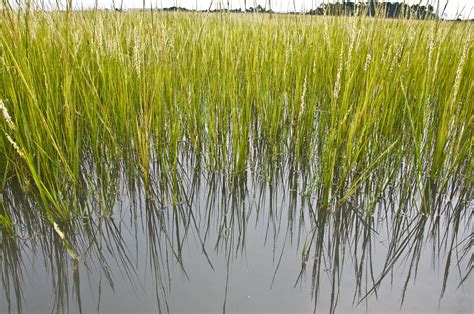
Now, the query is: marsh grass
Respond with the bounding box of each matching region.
[0,9,472,227]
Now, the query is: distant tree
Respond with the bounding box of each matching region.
[369,0,376,17]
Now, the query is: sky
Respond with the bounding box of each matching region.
[39,0,474,19]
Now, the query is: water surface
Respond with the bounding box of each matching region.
[1,170,472,313]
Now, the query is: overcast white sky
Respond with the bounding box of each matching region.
[62,0,474,19]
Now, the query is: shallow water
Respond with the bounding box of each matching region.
[0,171,472,313]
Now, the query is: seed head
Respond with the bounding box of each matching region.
[452,41,469,103]
[364,54,372,72]
[333,48,344,101]
[5,133,24,159]
[0,100,15,131]
[53,222,65,240]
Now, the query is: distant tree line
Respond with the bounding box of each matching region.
[131,2,441,20]
[305,2,437,19]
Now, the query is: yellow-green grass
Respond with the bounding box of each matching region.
[0,10,472,224]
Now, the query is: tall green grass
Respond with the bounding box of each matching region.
[0,9,472,224]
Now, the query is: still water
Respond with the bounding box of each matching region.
[1,170,472,313]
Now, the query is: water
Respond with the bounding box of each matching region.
[0,170,472,313]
